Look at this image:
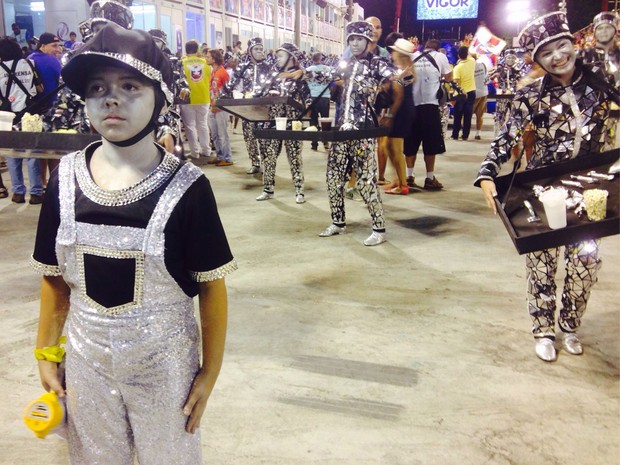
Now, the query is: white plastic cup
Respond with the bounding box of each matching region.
[0,111,15,131]
[539,188,568,229]
[232,90,243,99]
[275,117,287,130]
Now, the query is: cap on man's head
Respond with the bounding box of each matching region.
[38,32,60,47]
[346,21,375,43]
[518,11,572,58]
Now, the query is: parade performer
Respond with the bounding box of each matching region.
[223,37,271,174]
[149,28,187,158]
[253,42,310,203]
[311,21,394,246]
[581,12,620,88]
[475,12,619,362]
[30,23,236,463]
[490,47,529,134]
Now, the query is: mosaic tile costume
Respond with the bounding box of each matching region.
[255,43,311,198]
[223,38,272,172]
[475,12,619,342]
[492,48,529,135]
[308,24,394,233]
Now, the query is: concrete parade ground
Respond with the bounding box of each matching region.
[0,118,618,465]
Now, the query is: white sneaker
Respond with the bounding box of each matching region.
[256,192,274,201]
[319,224,346,237]
[363,231,386,246]
[246,166,260,174]
[562,333,583,355]
[295,194,305,204]
[535,338,557,362]
[345,187,363,202]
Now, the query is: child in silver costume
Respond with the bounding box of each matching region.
[31,23,236,464]
[476,12,618,363]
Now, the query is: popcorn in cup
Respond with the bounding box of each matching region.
[583,189,608,222]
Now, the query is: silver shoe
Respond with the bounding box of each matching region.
[256,191,274,201]
[535,338,557,362]
[363,231,386,246]
[295,194,305,204]
[319,224,346,237]
[246,166,261,174]
[562,333,583,355]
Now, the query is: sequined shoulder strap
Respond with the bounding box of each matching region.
[56,152,79,244]
[143,161,203,256]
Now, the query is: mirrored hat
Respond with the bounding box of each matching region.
[90,0,134,30]
[593,11,618,31]
[518,11,572,58]
[276,42,302,61]
[247,37,263,50]
[345,21,374,43]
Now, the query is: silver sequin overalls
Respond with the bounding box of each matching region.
[56,151,204,465]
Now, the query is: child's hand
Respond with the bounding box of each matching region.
[182,370,214,434]
[38,360,65,397]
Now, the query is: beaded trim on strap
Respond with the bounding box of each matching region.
[190,260,238,282]
[75,150,180,206]
[30,256,63,276]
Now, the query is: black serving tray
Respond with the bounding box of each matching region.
[215,97,304,122]
[494,149,619,254]
[254,127,389,142]
[0,131,100,158]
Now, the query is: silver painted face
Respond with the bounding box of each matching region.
[535,38,576,81]
[595,23,616,45]
[251,44,265,62]
[348,36,368,57]
[276,50,291,69]
[85,66,156,143]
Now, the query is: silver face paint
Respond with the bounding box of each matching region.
[348,36,368,57]
[251,44,265,62]
[85,66,156,143]
[595,23,616,45]
[276,50,291,69]
[536,38,576,82]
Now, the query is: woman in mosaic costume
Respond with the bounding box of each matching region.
[490,48,529,135]
[222,37,272,174]
[253,42,310,204]
[31,23,236,464]
[310,21,394,246]
[475,12,619,362]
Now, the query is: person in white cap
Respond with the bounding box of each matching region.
[475,12,619,362]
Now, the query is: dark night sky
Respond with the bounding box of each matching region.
[357,0,603,44]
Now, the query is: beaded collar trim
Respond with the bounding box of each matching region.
[75,144,181,206]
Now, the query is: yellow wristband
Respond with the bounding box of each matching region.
[34,336,66,363]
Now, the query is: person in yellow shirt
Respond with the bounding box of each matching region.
[181,39,213,160]
[451,46,476,141]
